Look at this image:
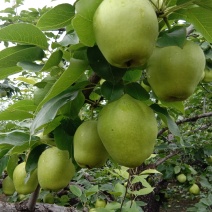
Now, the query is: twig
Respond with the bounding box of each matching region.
[158,112,212,137]
[155,151,179,167]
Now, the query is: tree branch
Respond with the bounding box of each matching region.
[158,112,212,137]
[155,151,179,167]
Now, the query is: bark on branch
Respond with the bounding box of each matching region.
[158,112,212,137]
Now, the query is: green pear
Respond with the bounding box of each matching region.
[189,183,200,195]
[203,69,212,82]
[97,94,158,168]
[13,162,38,195]
[147,41,205,101]
[93,0,158,68]
[74,120,109,168]
[38,147,75,191]
[177,174,187,183]
[2,176,16,196]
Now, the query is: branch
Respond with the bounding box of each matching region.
[176,112,212,125]
[155,151,179,167]
[158,112,212,137]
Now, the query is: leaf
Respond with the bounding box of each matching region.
[40,50,63,72]
[17,62,43,72]
[85,185,99,197]
[87,46,127,83]
[30,89,78,135]
[140,169,162,175]
[0,156,9,176]
[0,110,33,120]
[69,185,82,197]
[7,154,19,179]
[37,4,75,31]
[72,0,103,46]
[0,66,22,80]
[101,81,124,101]
[129,187,154,196]
[54,126,73,153]
[0,23,48,49]
[26,144,47,173]
[131,175,151,188]
[16,76,37,85]
[37,58,88,110]
[157,26,187,48]
[194,0,212,10]
[0,45,45,69]
[151,104,181,137]
[186,7,212,42]
[0,131,30,146]
[122,69,142,82]
[112,183,126,197]
[160,100,185,114]
[124,82,150,101]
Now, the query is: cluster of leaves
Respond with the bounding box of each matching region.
[0,0,211,211]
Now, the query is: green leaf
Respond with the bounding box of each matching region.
[85,185,99,197]
[122,69,142,82]
[30,89,78,135]
[151,104,181,137]
[129,187,154,196]
[112,183,126,197]
[37,58,88,110]
[194,0,212,10]
[101,81,124,101]
[140,169,162,175]
[131,175,151,188]
[37,4,75,31]
[0,110,33,120]
[0,66,22,80]
[40,50,63,72]
[0,131,30,146]
[0,156,9,175]
[17,62,43,72]
[7,154,19,179]
[5,99,36,112]
[105,202,121,210]
[69,185,82,197]
[186,7,212,42]
[72,0,103,46]
[157,26,187,48]
[160,100,185,114]
[124,82,150,101]
[54,126,73,152]
[0,23,48,49]
[15,76,37,85]
[87,46,127,83]
[0,45,45,69]
[26,144,47,173]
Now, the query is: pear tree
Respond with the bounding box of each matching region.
[0,0,211,211]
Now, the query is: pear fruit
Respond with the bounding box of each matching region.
[74,120,109,168]
[93,0,158,68]
[97,94,158,168]
[2,176,16,196]
[38,147,75,191]
[203,69,212,82]
[189,183,200,195]
[177,174,187,183]
[147,41,205,101]
[13,162,38,195]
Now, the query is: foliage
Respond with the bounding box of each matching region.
[0,0,211,211]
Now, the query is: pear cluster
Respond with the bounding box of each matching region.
[93,0,205,102]
[74,94,158,168]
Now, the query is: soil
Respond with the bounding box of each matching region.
[160,196,199,212]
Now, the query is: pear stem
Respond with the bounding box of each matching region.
[163,16,171,30]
